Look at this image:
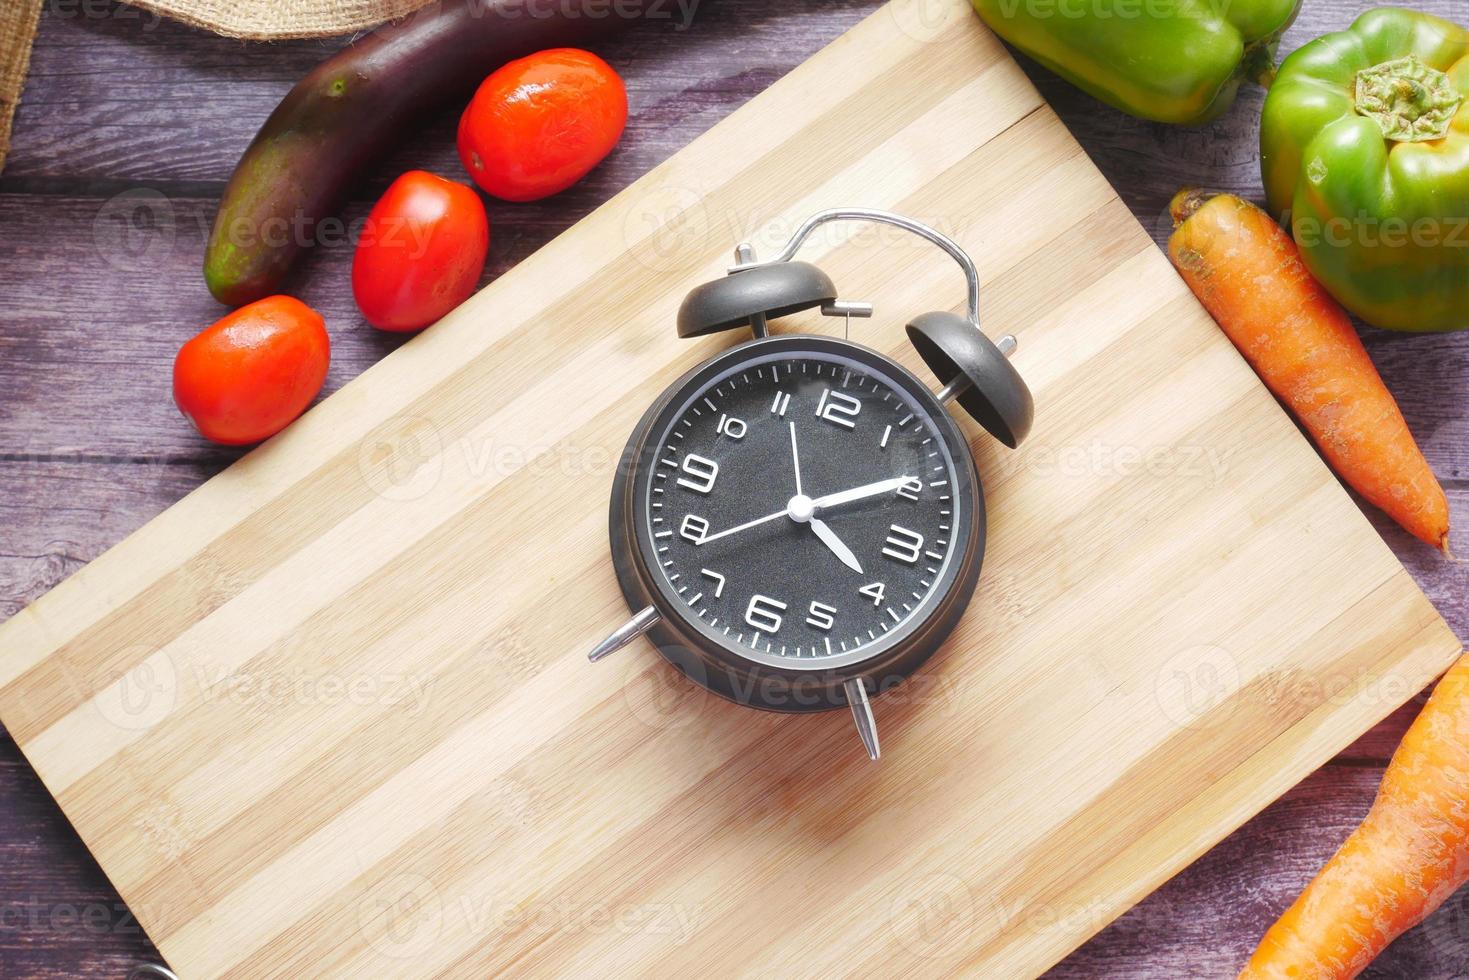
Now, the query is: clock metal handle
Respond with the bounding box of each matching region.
[729,208,1029,445]
[729,207,985,332]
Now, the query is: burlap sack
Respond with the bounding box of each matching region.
[0,0,44,174]
[0,0,436,174]
[128,0,437,39]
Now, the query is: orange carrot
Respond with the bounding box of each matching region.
[1167,189,1450,553]
[1240,652,1469,978]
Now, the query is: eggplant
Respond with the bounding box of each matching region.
[204,0,682,306]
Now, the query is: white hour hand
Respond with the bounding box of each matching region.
[811,476,915,512]
[809,518,863,573]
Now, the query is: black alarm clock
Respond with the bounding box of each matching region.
[588,208,1033,760]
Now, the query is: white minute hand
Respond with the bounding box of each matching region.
[810,476,915,512]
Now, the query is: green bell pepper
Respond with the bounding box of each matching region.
[1262,8,1469,332]
[971,0,1300,124]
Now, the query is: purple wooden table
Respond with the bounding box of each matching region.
[1,1,1465,976]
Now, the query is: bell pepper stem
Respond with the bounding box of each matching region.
[1241,39,1279,90]
[1354,55,1462,142]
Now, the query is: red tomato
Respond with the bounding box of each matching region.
[352,170,490,332]
[457,48,627,202]
[173,295,330,445]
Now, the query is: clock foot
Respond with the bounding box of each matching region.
[844,677,881,761]
[588,605,660,662]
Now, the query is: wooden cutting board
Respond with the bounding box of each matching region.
[0,1,1459,975]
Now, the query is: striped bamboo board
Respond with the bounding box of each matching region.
[0,1,1459,975]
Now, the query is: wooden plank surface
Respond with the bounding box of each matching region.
[0,1,1465,977]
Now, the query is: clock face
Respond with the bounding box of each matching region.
[636,338,974,672]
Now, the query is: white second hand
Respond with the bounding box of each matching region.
[698,508,787,545]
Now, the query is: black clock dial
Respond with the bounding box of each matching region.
[638,342,966,670]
